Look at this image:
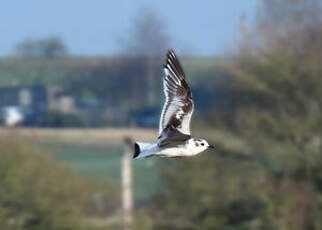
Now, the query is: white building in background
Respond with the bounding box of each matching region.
[1,106,24,127]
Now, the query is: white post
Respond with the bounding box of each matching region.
[122,137,133,230]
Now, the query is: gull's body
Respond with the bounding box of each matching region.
[134,50,214,159]
[135,138,207,159]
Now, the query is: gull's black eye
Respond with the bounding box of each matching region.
[201,143,205,146]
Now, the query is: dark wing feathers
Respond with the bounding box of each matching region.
[158,125,191,147]
[159,49,194,136]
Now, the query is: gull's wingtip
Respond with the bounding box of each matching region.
[166,48,176,57]
[164,49,179,67]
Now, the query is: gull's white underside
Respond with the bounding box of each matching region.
[135,140,205,159]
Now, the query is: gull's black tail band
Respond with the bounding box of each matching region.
[133,142,140,159]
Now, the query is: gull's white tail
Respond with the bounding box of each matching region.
[133,142,157,159]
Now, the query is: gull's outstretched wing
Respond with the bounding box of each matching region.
[159,49,194,136]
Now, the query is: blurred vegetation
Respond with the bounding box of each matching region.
[138,1,322,230]
[0,1,322,230]
[0,135,118,230]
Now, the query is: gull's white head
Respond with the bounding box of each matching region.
[188,138,214,155]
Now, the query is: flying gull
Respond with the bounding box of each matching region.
[134,49,214,159]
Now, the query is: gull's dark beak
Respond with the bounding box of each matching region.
[208,145,215,149]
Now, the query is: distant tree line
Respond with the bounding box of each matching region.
[15,36,68,58]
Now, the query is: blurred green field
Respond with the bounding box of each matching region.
[0,57,222,87]
[0,128,160,201]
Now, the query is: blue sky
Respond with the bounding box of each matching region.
[0,0,258,56]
